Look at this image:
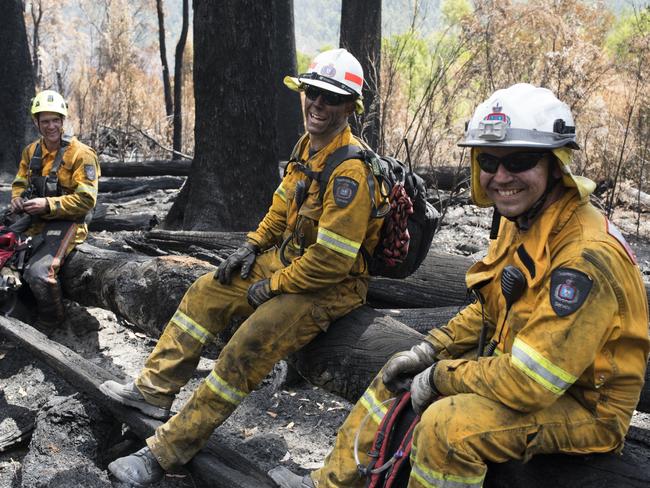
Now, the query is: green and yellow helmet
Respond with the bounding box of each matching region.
[459,83,595,207]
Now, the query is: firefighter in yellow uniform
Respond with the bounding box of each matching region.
[269,84,650,488]
[102,48,385,486]
[10,90,99,329]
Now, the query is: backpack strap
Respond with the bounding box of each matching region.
[28,143,43,175]
[284,133,311,177]
[317,145,366,200]
[44,139,69,197]
[319,145,388,220]
[27,139,70,197]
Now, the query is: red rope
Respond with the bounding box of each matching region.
[380,184,413,266]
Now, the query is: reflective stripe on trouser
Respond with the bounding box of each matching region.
[137,249,365,470]
[407,393,623,488]
[23,220,78,324]
[312,367,394,488]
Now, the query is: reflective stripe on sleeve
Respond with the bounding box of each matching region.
[205,371,246,406]
[317,227,361,258]
[275,183,287,203]
[359,388,388,425]
[75,183,98,196]
[410,461,485,488]
[511,338,576,395]
[12,176,27,185]
[170,310,215,345]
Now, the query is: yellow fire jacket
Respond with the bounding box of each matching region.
[427,189,649,434]
[12,136,100,243]
[247,127,383,294]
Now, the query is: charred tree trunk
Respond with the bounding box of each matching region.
[0,0,36,174]
[29,0,44,86]
[156,0,173,118]
[340,0,381,150]
[272,0,304,162]
[171,0,189,160]
[166,0,279,230]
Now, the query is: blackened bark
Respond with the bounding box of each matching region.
[0,0,36,174]
[167,0,279,230]
[156,0,174,118]
[171,0,189,160]
[340,0,381,150]
[272,0,304,162]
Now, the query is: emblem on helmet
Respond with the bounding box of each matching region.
[484,101,511,125]
[320,63,337,78]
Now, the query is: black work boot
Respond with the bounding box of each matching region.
[108,446,164,487]
[268,466,315,488]
[100,380,171,420]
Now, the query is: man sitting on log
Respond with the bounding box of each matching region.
[101,48,386,486]
[10,90,99,330]
[269,84,650,488]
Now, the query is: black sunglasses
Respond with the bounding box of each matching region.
[304,85,354,106]
[476,151,550,174]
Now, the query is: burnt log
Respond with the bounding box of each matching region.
[89,213,160,232]
[61,244,213,337]
[142,230,474,307]
[99,160,191,177]
[418,165,471,191]
[142,231,650,310]
[59,243,650,413]
[99,176,185,193]
[61,244,650,412]
[97,186,151,202]
[0,315,275,488]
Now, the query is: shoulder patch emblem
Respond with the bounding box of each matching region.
[84,164,97,181]
[550,268,593,317]
[333,176,358,208]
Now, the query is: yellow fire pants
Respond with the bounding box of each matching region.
[134,248,365,470]
[313,365,623,488]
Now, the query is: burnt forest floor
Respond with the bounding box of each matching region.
[0,183,649,487]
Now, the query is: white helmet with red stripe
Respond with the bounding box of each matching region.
[298,48,364,96]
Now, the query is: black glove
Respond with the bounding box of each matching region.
[410,363,440,414]
[382,341,436,393]
[247,278,278,309]
[216,242,259,284]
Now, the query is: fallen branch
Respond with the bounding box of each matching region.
[99,176,185,193]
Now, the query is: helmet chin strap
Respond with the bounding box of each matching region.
[505,163,562,231]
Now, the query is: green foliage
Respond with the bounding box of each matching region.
[383,31,433,102]
[440,0,471,26]
[606,6,650,61]
[296,51,312,74]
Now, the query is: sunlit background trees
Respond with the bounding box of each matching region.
[13,0,650,227]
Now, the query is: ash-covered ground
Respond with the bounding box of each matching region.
[0,183,649,487]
